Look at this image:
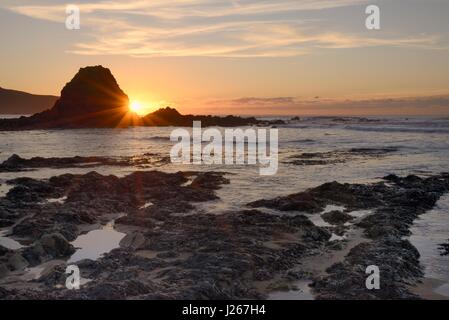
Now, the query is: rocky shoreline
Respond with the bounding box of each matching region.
[250,173,449,299]
[284,147,399,166]
[1,167,449,299]
[0,154,171,172]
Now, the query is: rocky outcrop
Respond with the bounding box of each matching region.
[142,107,270,127]
[0,168,329,299]
[0,171,230,245]
[321,210,354,225]
[0,66,135,129]
[38,233,75,258]
[439,241,449,256]
[284,147,399,166]
[5,209,330,300]
[249,173,449,299]
[0,263,8,279]
[0,66,284,130]
[119,233,147,250]
[7,253,28,271]
[312,239,422,299]
[0,154,170,172]
[3,170,448,300]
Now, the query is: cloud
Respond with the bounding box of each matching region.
[3,0,447,57]
[7,0,369,21]
[206,94,449,116]
[211,97,297,106]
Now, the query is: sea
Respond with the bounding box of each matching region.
[1,115,448,298]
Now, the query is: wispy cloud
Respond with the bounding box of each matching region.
[3,0,446,57]
[207,94,449,116]
[7,0,369,21]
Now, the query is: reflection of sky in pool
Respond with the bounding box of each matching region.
[410,195,449,297]
[0,229,24,250]
[68,221,126,264]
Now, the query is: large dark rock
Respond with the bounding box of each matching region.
[52,66,128,116]
[7,253,29,271]
[0,66,136,129]
[21,233,75,266]
[0,153,171,172]
[322,210,354,225]
[439,241,449,256]
[33,66,135,128]
[0,263,8,278]
[119,232,146,250]
[141,107,265,127]
[0,246,11,257]
[39,233,75,258]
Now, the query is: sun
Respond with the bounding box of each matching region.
[129,99,160,115]
[129,101,144,114]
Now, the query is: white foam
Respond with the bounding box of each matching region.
[0,184,13,198]
[40,196,67,205]
[347,209,372,218]
[308,214,332,227]
[322,205,345,214]
[181,176,196,187]
[329,233,346,242]
[139,201,154,209]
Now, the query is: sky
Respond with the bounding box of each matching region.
[1,0,449,116]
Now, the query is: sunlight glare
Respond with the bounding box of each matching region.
[129,101,143,114]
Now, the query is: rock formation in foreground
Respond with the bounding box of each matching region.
[1,172,448,299]
[0,66,283,130]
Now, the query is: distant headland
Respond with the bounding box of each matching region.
[0,66,283,130]
[0,87,58,115]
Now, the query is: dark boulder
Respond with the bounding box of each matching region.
[321,210,354,225]
[7,253,29,271]
[39,233,75,258]
[0,263,9,278]
[0,245,11,257]
[0,66,136,129]
[439,241,449,256]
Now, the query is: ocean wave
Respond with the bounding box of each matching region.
[147,136,171,141]
[287,139,315,144]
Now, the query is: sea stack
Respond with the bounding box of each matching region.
[51,66,129,120]
[0,66,138,129]
[0,65,282,130]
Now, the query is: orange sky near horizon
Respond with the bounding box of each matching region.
[1,0,449,116]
